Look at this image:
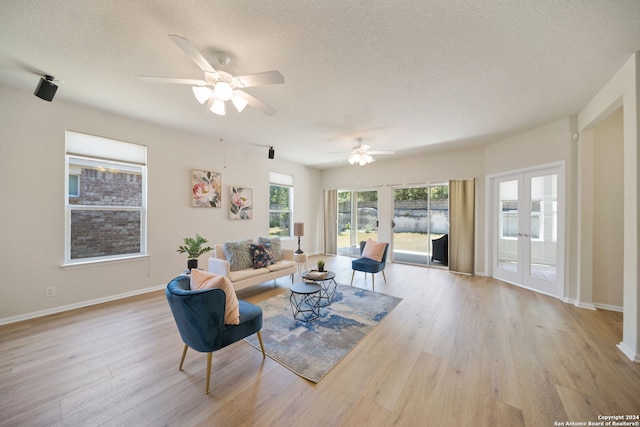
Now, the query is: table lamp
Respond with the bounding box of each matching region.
[294,222,304,254]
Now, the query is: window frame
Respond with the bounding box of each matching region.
[269,184,294,237]
[269,172,294,238]
[64,131,147,266]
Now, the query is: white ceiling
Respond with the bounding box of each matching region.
[1,0,639,169]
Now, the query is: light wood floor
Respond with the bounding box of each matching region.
[1,256,639,426]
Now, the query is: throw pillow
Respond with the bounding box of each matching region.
[250,243,273,269]
[362,238,387,262]
[189,269,240,325]
[258,236,282,261]
[223,239,254,271]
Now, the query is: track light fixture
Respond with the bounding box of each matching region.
[268,146,275,159]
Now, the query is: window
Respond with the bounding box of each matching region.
[68,174,80,197]
[269,172,293,237]
[65,131,147,264]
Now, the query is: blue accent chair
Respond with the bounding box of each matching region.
[165,275,265,394]
[350,240,389,291]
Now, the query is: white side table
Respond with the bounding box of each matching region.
[293,252,308,273]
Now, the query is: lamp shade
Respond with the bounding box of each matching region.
[294,222,304,237]
[231,92,249,112]
[192,86,213,104]
[209,98,226,115]
[214,81,233,101]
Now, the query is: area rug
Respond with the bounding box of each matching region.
[244,284,402,383]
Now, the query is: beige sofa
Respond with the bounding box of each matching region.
[207,240,296,291]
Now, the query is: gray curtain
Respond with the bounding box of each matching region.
[323,190,337,255]
[449,179,475,274]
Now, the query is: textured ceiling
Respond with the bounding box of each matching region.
[1,0,640,168]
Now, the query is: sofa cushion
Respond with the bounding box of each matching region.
[266,259,296,272]
[250,243,273,269]
[258,236,282,261]
[223,239,254,271]
[189,269,239,325]
[228,267,270,283]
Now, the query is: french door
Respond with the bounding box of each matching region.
[492,166,564,298]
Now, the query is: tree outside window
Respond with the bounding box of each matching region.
[269,184,292,237]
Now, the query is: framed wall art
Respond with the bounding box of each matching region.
[192,169,221,207]
[229,187,253,220]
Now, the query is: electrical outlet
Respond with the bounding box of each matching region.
[45,286,56,297]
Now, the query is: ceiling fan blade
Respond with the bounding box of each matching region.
[368,150,395,155]
[235,90,277,116]
[168,34,216,73]
[138,76,208,85]
[234,70,285,88]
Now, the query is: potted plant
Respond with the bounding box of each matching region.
[177,234,213,270]
[317,259,325,272]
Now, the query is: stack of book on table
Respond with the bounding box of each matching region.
[303,270,328,280]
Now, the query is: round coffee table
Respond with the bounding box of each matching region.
[302,270,337,307]
[289,282,321,321]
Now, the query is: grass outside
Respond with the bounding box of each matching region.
[338,231,444,253]
[269,228,444,254]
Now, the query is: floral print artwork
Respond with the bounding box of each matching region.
[229,187,252,219]
[192,170,221,207]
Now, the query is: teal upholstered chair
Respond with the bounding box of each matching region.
[350,240,389,291]
[165,275,265,393]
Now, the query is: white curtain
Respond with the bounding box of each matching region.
[449,179,475,274]
[323,190,337,255]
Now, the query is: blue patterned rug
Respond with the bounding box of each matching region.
[244,284,402,383]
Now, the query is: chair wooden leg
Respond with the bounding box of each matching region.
[382,270,387,283]
[179,344,188,370]
[350,270,355,286]
[205,352,212,394]
[257,330,266,358]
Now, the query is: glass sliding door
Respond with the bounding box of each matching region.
[337,191,353,256]
[392,184,449,266]
[337,190,378,257]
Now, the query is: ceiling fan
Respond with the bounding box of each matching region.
[139,35,284,116]
[344,138,395,165]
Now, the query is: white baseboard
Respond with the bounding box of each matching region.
[0,284,166,326]
[593,302,623,312]
[617,341,640,363]
[575,301,598,311]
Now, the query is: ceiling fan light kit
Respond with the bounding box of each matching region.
[344,138,394,166]
[140,35,284,116]
[348,153,375,165]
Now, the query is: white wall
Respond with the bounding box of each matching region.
[0,83,321,323]
[592,107,624,309]
[577,52,640,362]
